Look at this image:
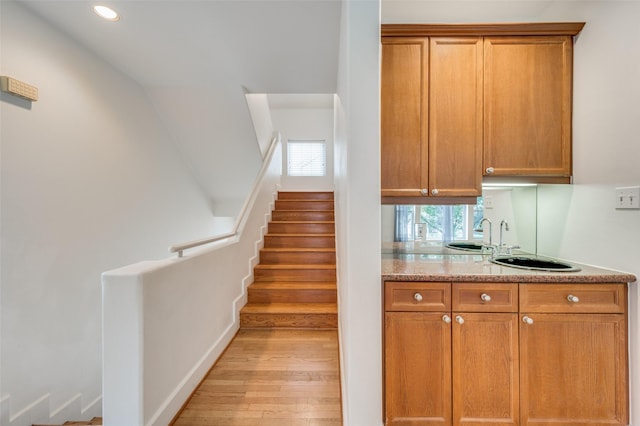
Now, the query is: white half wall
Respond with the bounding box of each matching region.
[102,140,281,426]
[335,0,382,425]
[0,2,217,425]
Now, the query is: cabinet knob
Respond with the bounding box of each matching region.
[480,293,492,302]
[431,188,439,195]
[486,167,495,174]
[420,188,428,196]
[455,315,465,325]
[567,294,580,303]
[413,292,423,302]
[522,316,534,325]
[442,314,452,324]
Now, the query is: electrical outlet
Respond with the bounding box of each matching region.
[484,195,494,209]
[615,186,640,209]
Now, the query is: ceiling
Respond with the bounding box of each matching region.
[18,0,342,93]
[16,0,343,215]
[14,0,567,213]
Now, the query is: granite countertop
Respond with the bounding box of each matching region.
[382,253,637,283]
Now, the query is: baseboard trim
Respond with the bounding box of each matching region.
[145,321,239,426]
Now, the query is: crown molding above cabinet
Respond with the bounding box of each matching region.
[381,22,586,37]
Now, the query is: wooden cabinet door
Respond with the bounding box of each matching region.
[385,312,451,426]
[429,38,483,197]
[484,36,573,178]
[519,313,628,426]
[452,313,519,426]
[381,38,429,197]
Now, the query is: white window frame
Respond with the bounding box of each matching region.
[286,140,327,177]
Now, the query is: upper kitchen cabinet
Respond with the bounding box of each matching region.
[381,38,429,199]
[381,36,482,203]
[429,38,483,198]
[484,36,573,181]
[381,23,585,199]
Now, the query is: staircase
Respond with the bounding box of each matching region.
[33,418,102,426]
[240,191,338,329]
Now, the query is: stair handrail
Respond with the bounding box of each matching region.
[169,132,281,258]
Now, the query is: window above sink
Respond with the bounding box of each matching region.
[382,185,538,255]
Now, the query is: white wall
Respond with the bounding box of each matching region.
[0,2,217,425]
[533,2,640,423]
[335,0,382,424]
[271,106,335,191]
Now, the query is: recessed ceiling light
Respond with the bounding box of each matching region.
[93,5,120,21]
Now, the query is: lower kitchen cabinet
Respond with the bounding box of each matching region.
[384,282,518,426]
[383,281,629,426]
[385,312,452,425]
[519,284,628,426]
[452,313,519,426]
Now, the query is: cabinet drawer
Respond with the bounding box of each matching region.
[385,281,451,312]
[452,283,518,312]
[520,283,626,313]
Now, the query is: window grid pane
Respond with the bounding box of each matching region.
[287,141,326,176]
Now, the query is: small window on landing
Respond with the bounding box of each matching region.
[287,140,326,177]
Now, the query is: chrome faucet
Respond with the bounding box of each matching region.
[476,218,495,255]
[498,219,520,255]
[499,220,509,250]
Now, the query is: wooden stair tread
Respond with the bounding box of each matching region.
[249,281,337,289]
[272,209,334,212]
[268,220,336,225]
[268,221,335,234]
[64,420,102,426]
[242,191,337,329]
[271,211,335,221]
[277,191,334,199]
[261,247,335,252]
[255,264,336,270]
[275,201,334,208]
[242,303,337,314]
[266,233,335,237]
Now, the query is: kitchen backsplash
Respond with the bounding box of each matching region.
[381,185,538,254]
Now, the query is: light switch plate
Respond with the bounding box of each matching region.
[615,186,640,209]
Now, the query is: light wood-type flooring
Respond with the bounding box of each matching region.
[172,329,342,426]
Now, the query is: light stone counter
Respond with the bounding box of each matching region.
[382,253,636,283]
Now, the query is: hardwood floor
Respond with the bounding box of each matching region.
[172,329,342,426]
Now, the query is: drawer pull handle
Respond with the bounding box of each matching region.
[413,292,423,302]
[567,294,580,303]
[455,315,465,325]
[522,316,534,325]
[442,315,452,324]
[480,293,492,302]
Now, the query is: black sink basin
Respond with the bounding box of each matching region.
[491,256,581,272]
[446,241,484,252]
